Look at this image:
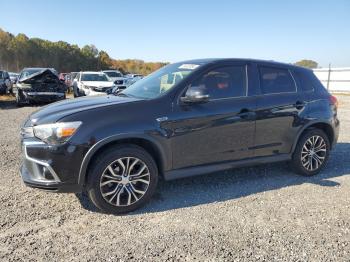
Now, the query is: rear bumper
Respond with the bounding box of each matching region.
[332,117,340,149]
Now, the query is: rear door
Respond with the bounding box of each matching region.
[254,63,304,157]
[169,62,257,169]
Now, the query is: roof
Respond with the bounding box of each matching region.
[80,71,107,74]
[176,58,307,70]
[23,67,54,70]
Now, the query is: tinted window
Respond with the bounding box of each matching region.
[190,66,246,99]
[293,69,314,92]
[259,66,296,94]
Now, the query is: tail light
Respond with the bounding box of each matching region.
[329,95,338,109]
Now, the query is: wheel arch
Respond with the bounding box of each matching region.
[292,121,335,153]
[78,134,167,187]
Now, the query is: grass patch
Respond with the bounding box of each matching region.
[0,94,15,101]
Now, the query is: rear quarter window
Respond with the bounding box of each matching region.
[292,69,315,92]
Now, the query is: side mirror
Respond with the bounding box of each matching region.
[180,85,209,104]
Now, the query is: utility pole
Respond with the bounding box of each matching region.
[327,63,331,90]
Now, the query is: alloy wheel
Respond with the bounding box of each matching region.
[99,157,150,206]
[301,135,327,171]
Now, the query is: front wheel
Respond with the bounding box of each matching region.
[87,145,158,214]
[16,91,24,107]
[289,129,330,176]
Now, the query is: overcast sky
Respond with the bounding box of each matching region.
[1,0,349,67]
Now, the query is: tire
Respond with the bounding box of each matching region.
[73,86,78,98]
[16,91,24,107]
[87,144,158,214]
[289,129,330,176]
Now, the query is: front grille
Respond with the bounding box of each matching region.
[93,87,110,92]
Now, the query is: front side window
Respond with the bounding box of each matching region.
[188,66,247,100]
[259,66,296,94]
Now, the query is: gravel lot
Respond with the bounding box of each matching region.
[0,95,350,261]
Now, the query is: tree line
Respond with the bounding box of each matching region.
[0,28,320,74]
[0,28,167,74]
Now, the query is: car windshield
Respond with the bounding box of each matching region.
[105,71,122,78]
[20,69,42,79]
[121,62,201,99]
[81,73,109,81]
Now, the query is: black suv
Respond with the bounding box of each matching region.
[20,59,339,214]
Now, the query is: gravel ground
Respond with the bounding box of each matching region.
[0,95,350,261]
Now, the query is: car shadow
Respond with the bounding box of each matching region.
[75,142,350,215]
[0,97,17,109]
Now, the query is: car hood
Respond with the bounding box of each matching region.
[19,69,58,84]
[25,95,141,126]
[82,81,115,87]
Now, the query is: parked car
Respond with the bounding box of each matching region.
[59,73,68,81]
[0,70,12,94]
[125,73,144,87]
[19,58,339,214]
[16,68,66,106]
[69,72,78,86]
[103,70,128,92]
[9,72,19,85]
[73,71,116,97]
[126,73,144,79]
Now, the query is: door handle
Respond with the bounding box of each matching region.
[295,101,305,110]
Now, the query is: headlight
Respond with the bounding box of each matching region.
[33,121,82,145]
[18,83,32,89]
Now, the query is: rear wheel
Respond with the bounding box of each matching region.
[87,145,158,214]
[73,86,79,98]
[290,129,330,176]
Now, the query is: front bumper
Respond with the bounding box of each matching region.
[20,139,85,193]
[20,90,65,103]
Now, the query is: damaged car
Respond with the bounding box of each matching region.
[73,71,116,97]
[16,68,67,106]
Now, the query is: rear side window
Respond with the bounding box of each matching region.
[293,69,328,94]
[259,66,296,94]
[190,65,247,99]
